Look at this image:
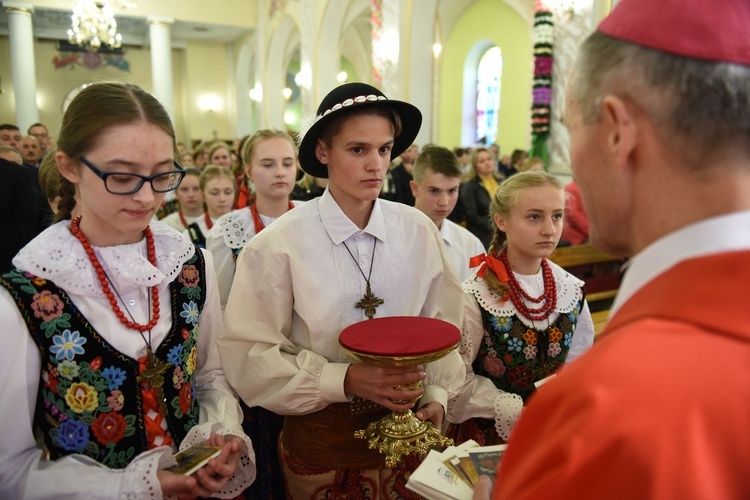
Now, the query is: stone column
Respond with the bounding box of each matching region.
[5,1,39,132]
[548,6,594,174]
[148,17,175,119]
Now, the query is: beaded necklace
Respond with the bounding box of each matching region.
[69,216,160,332]
[499,249,557,321]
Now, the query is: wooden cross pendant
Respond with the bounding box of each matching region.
[356,282,384,320]
[137,348,173,415]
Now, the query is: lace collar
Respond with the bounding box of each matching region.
[215,208,255,250]
[463,260,584,326]
[13,220,195,297]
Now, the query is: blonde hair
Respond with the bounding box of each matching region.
[518,157,546,172]
[484,171,564,296]
[208,142,231,164]
[199,165,237,193]
[464,147,493,181]
[242,129,296,170]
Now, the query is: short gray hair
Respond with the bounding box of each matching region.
[571,31,750,168]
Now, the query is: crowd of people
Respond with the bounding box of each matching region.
[1,0,747,497]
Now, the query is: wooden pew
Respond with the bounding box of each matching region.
[547,244,627,336]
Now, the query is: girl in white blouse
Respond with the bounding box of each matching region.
[0,82,255,499]
[447,171,595,445]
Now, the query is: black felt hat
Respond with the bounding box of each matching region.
[298,82,422,178]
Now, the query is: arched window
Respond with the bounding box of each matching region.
[475,46,503,144]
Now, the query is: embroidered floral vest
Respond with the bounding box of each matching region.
[473,300,584,401]
[0,250,207,469]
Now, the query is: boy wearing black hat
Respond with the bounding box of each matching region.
[219,83,465,497]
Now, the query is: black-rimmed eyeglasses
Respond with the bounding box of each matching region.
[80,157,186,195]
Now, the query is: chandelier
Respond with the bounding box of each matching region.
[67,0,123,50]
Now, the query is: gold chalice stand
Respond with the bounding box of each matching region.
[339,316,461,468]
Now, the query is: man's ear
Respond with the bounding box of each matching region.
[493,213,506,232]
[315,140,329,165]
[409,179,419,199]
[601,95,638,172]
[55,152,81,183]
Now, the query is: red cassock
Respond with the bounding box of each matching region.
[494,251,750,499]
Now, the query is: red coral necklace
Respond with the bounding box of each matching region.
[69,216,160,332]
[499,250,557,321]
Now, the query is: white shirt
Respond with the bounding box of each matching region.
[206,201,304,309]
[448,261,595,440]
[0,221,255,499]
[612,210,750,316]
[220,189,466,416]
[440,219,486,282]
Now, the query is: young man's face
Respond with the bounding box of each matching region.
[410,170,461,228]
[0,128,21,150]
[316,113,394,207]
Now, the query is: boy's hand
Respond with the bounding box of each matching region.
[344,363,426,411]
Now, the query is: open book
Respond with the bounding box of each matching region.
[405,440,507,500]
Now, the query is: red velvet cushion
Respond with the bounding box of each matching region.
[339,316,460,356]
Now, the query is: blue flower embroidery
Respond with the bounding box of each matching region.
[57,418,90,451]
[180,301,200,325]
[563,331,573,346]
[167,345,184,366]
[50,329,87,361]
[101,366,127,391]
[567,309,579,323]
[507,337,523,352]
[491,315,513,333]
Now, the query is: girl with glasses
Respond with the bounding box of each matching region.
[0,82,255,498]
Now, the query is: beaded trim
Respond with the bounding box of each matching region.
[319,94,388,119]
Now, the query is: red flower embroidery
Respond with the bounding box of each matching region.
[506,366,534,389]
[31,290,64,321]
[43,370,59,393]
[483,355,506,377]
[90,357,102,371]
[179,383,192,414]
[91,412,126,445]
[181,328,190,340]
[178,265,200,287]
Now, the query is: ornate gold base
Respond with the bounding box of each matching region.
[354,409,454,468]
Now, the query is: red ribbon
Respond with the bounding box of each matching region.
[470,253,509,281]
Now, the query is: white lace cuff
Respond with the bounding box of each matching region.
[180,422,256,498]
[493,392,523,441]
[121,446,175,500]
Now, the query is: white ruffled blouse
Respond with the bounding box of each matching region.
[447,260,595,441]
[0,220,256,499]
[206,201,303,309]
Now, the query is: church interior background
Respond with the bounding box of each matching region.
[0,0,616,175]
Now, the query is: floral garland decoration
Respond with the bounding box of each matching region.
[530,1,554,168]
